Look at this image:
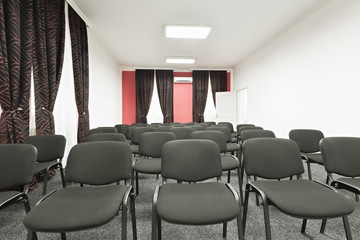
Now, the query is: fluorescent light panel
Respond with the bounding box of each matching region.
[165,25,211,39]
[166,57,195,64]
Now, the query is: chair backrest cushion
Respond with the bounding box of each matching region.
[131,127,158,144]
[243,138,304,179]
[320,137,360,177]
[89,127,117,135]
[139,132,176,157]
[191,130,227,153]
[86,133,126,142]
[115,124,129,135]
[24,135,66,162]
[236,124,255,132]
[206,126,231,142]
[162,139,222,182]
[0,144,37,190]
[238,126,263,137]
[289,129,324,153]
[241,130,276,142]
[65,142,132,185]
[169,127,193,140]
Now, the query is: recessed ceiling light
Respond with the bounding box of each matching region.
[165,25,211,39]
[166,57,196,64]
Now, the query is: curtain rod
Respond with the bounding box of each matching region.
[66,0,92,28]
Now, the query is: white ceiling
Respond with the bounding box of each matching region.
[71,0,326,70]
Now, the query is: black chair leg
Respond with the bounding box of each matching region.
[237,167,243,205]
[158,218,162,240]
[43,169,49,195]
[242,186,250,236]
[23,194,31,213]
[301,219,307,233]
[136,172,139,196]
[61,233,66,240]
[151,203,158,240]
[223,222,227,238]
[237,213,244,240]
[342,216,352,240]
[262,199,272,240]
[355,194,359,202]
[122,200,128,240]
[130,194,137,240]
[60,165,66,188]
[320,219,327,233]
[307,162,312,180]
[27,231,38,240]
[227,170,231,183]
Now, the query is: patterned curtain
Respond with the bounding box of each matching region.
[192,70,209,123]
[69,6,89,143]
[136,69,154,123]
[156,70,173,123]
[0,0,33,144]
[33,0,65,135]
[210,70,227,106]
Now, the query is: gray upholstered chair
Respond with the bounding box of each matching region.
[320,137,360,201]
[218,122,237,139]
[191,124,205,131]
[242,138,354,240]
[130,126,158,154]
[237,126,263,143]
[86,133,126,142]
[88,126,117,135]
[115,124,129,135]
[236,124,255,133]
[191,130,243,205]
[157,125,171,132]
[207,126,240,156]
[23,142,137,240]
[24,135,66,195]
[169,126,193,139]
[132,132,176,196]
[0,144,37,214]
[152,139,243,240]
[289,129,325,180]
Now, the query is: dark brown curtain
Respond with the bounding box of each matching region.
[33,0,65,135]
[0,0,33,144]
[156,70,173,123]
[136,69,154,123]
[192,70,209,123]
[210,70,227,106]
[69,6,89,143]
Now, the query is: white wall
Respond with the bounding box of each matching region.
[233,0,360,138]
[88,30,121,128]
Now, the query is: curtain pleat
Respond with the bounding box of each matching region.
[156,70,173,123]
[210,70,227,106]
[192,70,209,123]
[69,6,89,143]
[33,0,65,135]
[136,69,154,123]
[0,0,33,144]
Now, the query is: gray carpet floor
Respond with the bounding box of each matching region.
[1,160,359,240]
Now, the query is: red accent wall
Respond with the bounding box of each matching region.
[122,71,136,124]
[121,71,230,124]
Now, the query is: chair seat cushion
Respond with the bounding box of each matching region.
[0,191,23,206]
[301,153,323,165]
[133,158,161,174]
[252,179,354,218]
[221,155,239,171]
[156,182,240,225]
[131,144,139,154]
[226,143,240,152]
[23,185,128,232]
[336,178,360,193]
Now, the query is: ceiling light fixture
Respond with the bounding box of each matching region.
[165,57,196,64]
[165,25,211,39]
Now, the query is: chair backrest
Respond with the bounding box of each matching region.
[0,144,37,190]
[115,124,129,135]
[241,130,276,143]
[132,123,147,126]
[65,142,132,185]
[139,132,176,157]
[237,126,263,137]
[158,125,171,132]
[131,126,158,144]
[218,122,234,133]
[191,130,227,153]
[289,129,324,153]
[24,135,66,163]
[126,126,135,139]
[320,137,360,177]
[89,127,118,135]
[86,133,126,142]
[191,125,205,131]
[206,126,231,142]
[161,139,222,182]
[169,127,193,140]
[243,138,304,179]
[171,123,186,127]
[236,124,255,133]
